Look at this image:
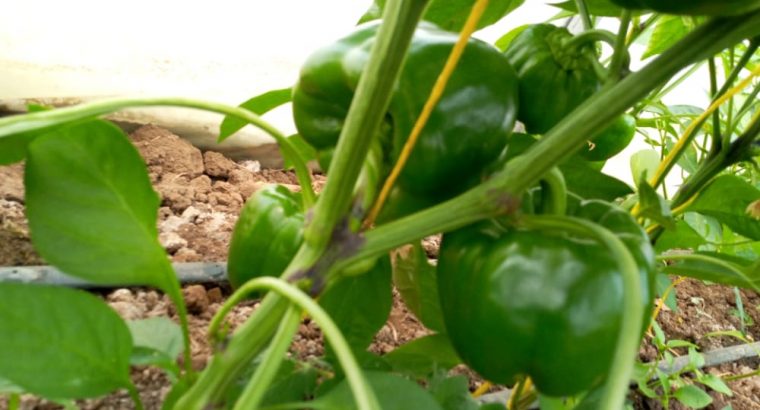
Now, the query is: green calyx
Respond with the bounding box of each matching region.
[293,21,519,205]
[437,198,656,396]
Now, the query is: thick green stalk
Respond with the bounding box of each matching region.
[336,11,760,269]
[574,0,593,31]
[175,295,290,409]
[709,57,722,148]
[233,307,301,410]
[521,215,642,410]
[0,97,317,206]
[302,0,430,250]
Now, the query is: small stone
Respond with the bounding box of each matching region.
[183,285,209,314]
[203,151,238,178]
[240,160,261,173]
[207,287,223,304]
[110,301,145,320]
[159,232,187,254]
[109,288,134,302]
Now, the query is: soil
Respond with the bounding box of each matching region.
[0,124,758,410]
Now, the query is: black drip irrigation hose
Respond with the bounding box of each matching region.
[0,262,227,288]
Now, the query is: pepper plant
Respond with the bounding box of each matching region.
[1,0,760,409]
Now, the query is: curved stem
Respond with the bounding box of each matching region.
[564,29,618,50]
[230,277,381,410]
[709,57,723,147]
[0,97,317,206]
[539,167,567,215]
[364,0,489,227]
[607,11,632,85]
[233,306,301,410]
[520,215,643,410]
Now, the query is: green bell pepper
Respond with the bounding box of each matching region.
[610,0,760,16]
[503,24,601,135]
[293,22,519,201]
[437,199,655,396]
[578,113,637,161]
[227,185,304,289]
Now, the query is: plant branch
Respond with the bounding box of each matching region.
[0,97,317,206]
[303,0,430,249]
[574,0,593,31]
[607,10,632,84]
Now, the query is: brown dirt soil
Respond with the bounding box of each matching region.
[1,124,758,409]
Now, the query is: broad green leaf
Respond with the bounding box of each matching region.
[392,243,445,332]
[549,0,625,17]
[126,317,183,374]
[662,251,760,292]
[494,24,530,51]
[688,175,760,241]
[655,220,706,253]
[360,0,524,31]
[656,274,679,312]
[643,16,692,59]
[561,160,633,201]
[218,87,292,141]
[674,385,712,409]
[0,283,132,399]
[224,358,319,408]
[281,134,317,169]
[312,371,443,410]
[630,149,660,187]
[637,177,675,229]
[428,375,479,410]
[319,256,392,367]
[383,334,461,378]
[24,120,175,290]
[698,373,732,395]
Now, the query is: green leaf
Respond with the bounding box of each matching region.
[392,243,445,332]
[638,177,676,229]
[126,317,183,375]
[383,334,461,378]
[549,0,625,17]
[666,339,698,349]
[360,0,524,31]
[312,371,443,410]
[656,274,679,311]
[560,160,633,201]
[630,149,660,187]
[494,24,530,51]
[698,373,733,396]
[281,134,317,170]
[655,220,707,253]
[674,384,713,409]
[0,376,23,394]
[643,16,692,59]
[218,87,292,141]
[24,120,174,290]
[688,175,760,241]
[662,252,760,292]
[0,283,132,399]
[428,375,479,410]
[319,256,393,367]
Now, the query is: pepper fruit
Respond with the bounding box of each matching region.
[293,22,519,201]
[578,113,637,161]
[610,0,760,16]
[227,185,304,289]
[503,24,601,135]
[437,199,655,396]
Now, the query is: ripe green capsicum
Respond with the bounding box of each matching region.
[610,0,760,16]
[437,199,656,396]
[293,21,519,201]
[578,113,637,161]
[227,185,304,289]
